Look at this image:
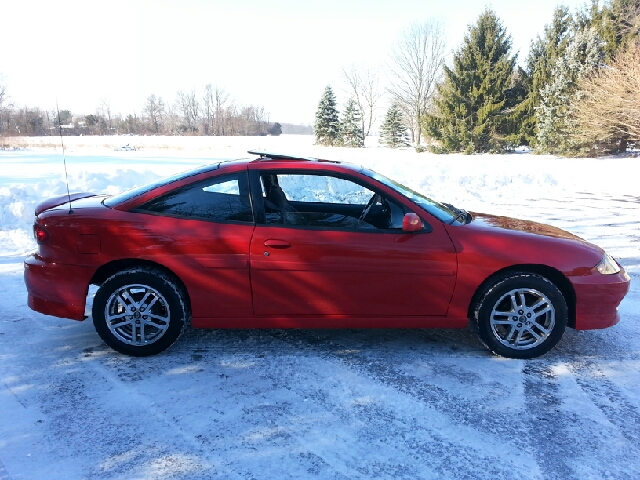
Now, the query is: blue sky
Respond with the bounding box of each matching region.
[3,0,591,124]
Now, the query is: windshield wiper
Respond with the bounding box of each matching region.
[442,203,469,225]
[449,210,469,224]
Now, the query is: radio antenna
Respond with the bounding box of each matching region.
[56,100,73,214]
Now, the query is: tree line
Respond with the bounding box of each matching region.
[0,83,284,137]
[315,0,640,156]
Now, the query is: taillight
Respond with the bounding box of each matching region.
[34,224,49,243]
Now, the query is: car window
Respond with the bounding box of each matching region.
[259,172,406,230]
[277,174,373,204]
[359,168,457,223]
[137,173,253,223]
[104,164,220,207]
[202,178,239,195]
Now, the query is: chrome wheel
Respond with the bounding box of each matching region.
[489,288,556,350]
[105,283,171,346]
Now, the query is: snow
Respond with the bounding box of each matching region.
[1,136,639,479]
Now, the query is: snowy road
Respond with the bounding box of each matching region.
[1,143,639,479]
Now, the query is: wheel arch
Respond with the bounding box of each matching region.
[467,264,577,328]
[89,258,192,313]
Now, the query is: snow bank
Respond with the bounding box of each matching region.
[0,169,162,255]
[1,136,638,260]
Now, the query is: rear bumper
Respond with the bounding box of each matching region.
[570,269,631,330]
[24,254,93,321]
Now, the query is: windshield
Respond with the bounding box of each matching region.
[103,164,220,207]
[359,168,460,223]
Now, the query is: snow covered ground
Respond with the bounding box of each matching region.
[1,136,639,479]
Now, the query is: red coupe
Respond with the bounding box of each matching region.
[24,151,630,358]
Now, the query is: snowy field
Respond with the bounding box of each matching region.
[1,136,639,480]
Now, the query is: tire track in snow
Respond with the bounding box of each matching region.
[521,363,577,479]
[264,329,640,479]
[245,347,540,479]
[569,360,640,445]
[71,349,251,479]
[169,329,542,479]
[4,337,236,479]
[260,330,543,479]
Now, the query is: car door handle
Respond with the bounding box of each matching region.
[264,239,291,249]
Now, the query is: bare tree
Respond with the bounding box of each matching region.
[202,84,215,135]
[240,105,269,135]
[13,107,47,135]
[342,64,383,137]
[0,74,11,134]
[176,89,200,133]
[388,20,447,145]
[163,102,181,135]
[214,86,230,135]
[570,42,640,153]
[98,99,113,134]
[144,94,166,134]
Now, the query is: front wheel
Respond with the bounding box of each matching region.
[472,273,568,359]
[92,268,189,356]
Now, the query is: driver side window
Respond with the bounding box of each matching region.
[259,172,406,230]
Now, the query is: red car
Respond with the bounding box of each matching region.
[24,151,630,358]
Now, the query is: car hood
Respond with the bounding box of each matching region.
[469,212,585,242]
[451,212,604,274]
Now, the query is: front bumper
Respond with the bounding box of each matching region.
[570,269,631,330]
[24,254,94,321]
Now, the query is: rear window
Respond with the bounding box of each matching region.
[103,164,220,207]
[135,172,253,223]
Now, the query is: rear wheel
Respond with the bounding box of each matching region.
[472,273,568,359]
[92,268,189,356]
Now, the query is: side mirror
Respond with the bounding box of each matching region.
[402,213,423,232]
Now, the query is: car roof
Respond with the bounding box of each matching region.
[247,150,341,164]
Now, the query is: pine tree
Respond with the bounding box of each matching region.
[423,9,518,153]
[535,27,603,154]
[314,86,341,146]
[588,0,640,61]
[267,122,282,136]
[380,104,409,148]
[340,99,365,148]
[520,6,574,145]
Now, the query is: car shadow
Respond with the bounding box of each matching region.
[175,325,490,358]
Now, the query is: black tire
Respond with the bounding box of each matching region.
[472,273,568,359]
[92,268,189,356]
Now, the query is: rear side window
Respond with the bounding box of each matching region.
[137,173,253,223]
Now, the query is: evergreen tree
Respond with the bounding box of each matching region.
[340,98,365,147]
[535,27,603,154]
[522,1,638,150]
[380,104,409,148]
[423,9,518,153]
[267,122,282,136]
[314,86,341,146]
[520,6,574,145]
[54,109,72,127]
[587,0,640,61]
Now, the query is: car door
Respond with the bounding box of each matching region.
[247,168,457,320]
